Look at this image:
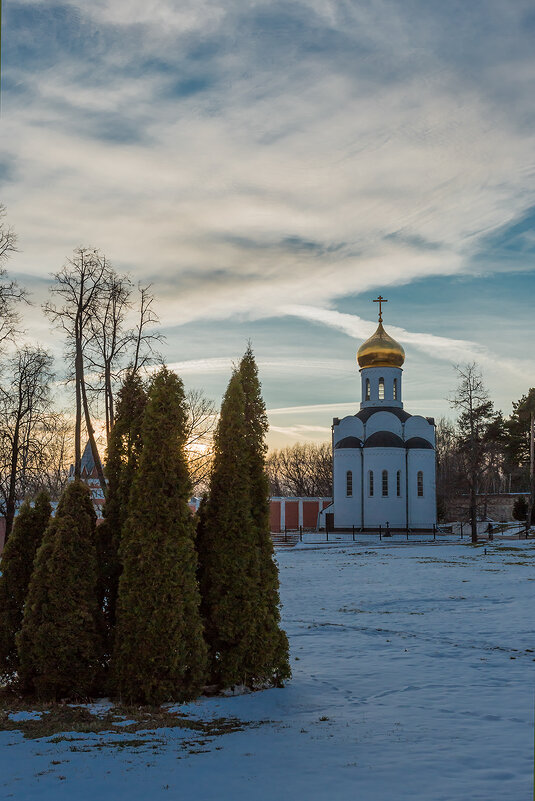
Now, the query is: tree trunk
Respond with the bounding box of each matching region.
[80,361,107,495]
[4,420,21,542]
[74,341,82,480]
[528,412,535,530]
[105,360,114,441]
[470,481,478,543]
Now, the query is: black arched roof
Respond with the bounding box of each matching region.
[335,436,363,449]
[405,436,434,450]
[363,431,405,448]
[355,406,412,423]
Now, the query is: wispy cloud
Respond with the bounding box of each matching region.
[3,1,535,436]
[281,305,535,377]
[4,1,535,332]
[167,357,354,376]
[267,402,357,416]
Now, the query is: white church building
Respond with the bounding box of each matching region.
[322,298,436,531]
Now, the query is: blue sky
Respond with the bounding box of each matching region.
[2,0,535,447]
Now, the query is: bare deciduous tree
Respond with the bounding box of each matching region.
[131,284,164,376]
[87,270,133,440]
[450,363,495,542]
[0,205,26,348]
[43,248,108,491]
[266,442,332,497]
[0,347,54,539]
[184,388,216,493]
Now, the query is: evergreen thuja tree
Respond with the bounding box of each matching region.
[16,482,103,699]
[0,493,51,681]
[97,371,147,645]
[112,367,207,704]
[197,372,265,688]
[238,346,290,685]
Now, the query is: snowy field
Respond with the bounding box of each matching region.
[1,541,534,801]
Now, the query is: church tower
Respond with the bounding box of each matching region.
[327,297,436,531]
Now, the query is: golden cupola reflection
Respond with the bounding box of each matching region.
[357,321,405,368]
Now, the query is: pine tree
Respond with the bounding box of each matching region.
[112,367,207,704]
[97,371,147,645]
[0,493,51,681]
[197,372,262,687]
[16,482,102,699]
[238,346,290,685]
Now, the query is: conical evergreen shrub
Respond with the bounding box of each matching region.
[0,493,51,681]
[112,367,207,704]
[238,346,290,685]
[97,371,147,645]
[16,482,103,699]
[197,371,268,688]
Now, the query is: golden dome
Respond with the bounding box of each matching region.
[357,322,405,368]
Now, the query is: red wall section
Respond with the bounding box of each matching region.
[270,501,281,533]
[285,501,299,529]
[303,501,319,528]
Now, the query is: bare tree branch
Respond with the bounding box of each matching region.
[0,346,55,540]
[43,248,109,491]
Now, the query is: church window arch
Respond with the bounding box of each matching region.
[346,471,353,497]
[378,377,385,400]
[369,470,374,497]
[365,378,370,400]
[393,378,398,400]
[382,470,388,496]
[396,470,401,497]
[417,471,424,497]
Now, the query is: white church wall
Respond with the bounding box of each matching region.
[333,415,364,443]
[404,415,435,445]
[364,411,403,439]
[362,448,406,528]
[360,367,403,409]
[333,449,362,528]
[407,450,436,528]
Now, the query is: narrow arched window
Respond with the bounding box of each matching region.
[396,470,401,497]
[382,470,388,496]
[369,470,374,497]
[393,378,398,400]
[365,378,370,400]
[417,471,424,497]
[346,470,353,497]
[378,377,385,400]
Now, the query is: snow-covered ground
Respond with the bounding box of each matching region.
[1,541,534,800]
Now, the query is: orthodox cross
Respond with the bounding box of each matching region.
[373,295,388,323]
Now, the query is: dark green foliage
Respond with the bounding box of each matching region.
[238,346,290,685]
[198,354,290,689]
[97,372,147,645]
[16,482,102,699]
[0,493,51,681]
[512,495,528,521]
[505,390,535,470]
[197,373,260,687]
[112,367,207,704]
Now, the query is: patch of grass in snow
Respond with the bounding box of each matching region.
[0,689,252,741]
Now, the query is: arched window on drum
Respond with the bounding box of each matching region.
[378,377,385,400]
[417,471,424,497]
